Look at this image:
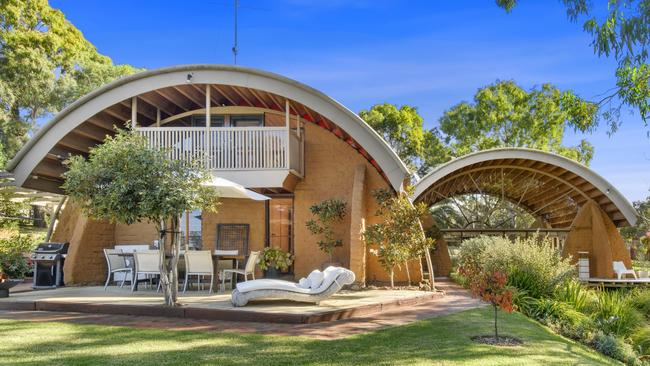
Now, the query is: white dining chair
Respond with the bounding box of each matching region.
[221,251,260,291]
[183,250,214,293]
[103,249,132,290]
[131,250,162,292]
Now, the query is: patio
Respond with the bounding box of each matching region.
[0,285,442,324]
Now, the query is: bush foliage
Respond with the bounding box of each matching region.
[456,235,575,299]
[455,234,649,365]
[0,233,36,278]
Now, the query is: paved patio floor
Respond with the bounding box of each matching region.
[0,281,482,339]
[2,284,432,314]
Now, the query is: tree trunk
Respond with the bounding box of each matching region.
[418,257,425,283]
[159,217,181,306]
[494,304,498,340]
[390,268,395,288]
[404,260,411,286]
[411,200,436,291]
[424,247,436,291]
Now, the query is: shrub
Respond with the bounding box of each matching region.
[591,331,642,366]
[629,288,650,319]
[588,290,644,338]
[631,327,650,357]
[258,247,293,271]
[0,234,35,278]
[305,198,347,263]
[554,280,593,313]
[456,235,575,300]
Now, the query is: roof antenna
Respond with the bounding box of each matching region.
[232,0,239,64]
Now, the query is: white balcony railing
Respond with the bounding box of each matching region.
[136,127,303,174]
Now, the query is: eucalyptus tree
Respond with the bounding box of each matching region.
[0,0,141,164]
[63,130,220,306]
[439,80,598,165]
[497,0,650,131]
[359,103,450,176]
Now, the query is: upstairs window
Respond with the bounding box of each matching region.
[231,114,263,127]
[191,115,225,127]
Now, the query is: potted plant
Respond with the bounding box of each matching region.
[305,198,347,268]
[258,247,294,278]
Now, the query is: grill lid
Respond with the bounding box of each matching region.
[34,242,69,254]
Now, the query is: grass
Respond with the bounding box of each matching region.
[0,307,618,365]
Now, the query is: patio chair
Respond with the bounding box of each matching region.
[231,266,355,307]
[131,251,162,292]
[613,261,637,280]
[183,250,214,293]
[221,251,259,291]
[103,249,133,290]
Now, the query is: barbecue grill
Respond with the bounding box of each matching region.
[31,242,69,288]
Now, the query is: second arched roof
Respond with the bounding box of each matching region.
[412,148,637,228]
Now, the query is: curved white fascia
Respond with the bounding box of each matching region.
[411,148,637,226]
[9,65,409,191]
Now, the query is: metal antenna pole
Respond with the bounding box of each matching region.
[232,0,239,64]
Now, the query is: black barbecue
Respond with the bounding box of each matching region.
[31,242,69,288]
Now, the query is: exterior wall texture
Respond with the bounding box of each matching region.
[49,123,412,285]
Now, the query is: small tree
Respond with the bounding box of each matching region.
[365,188,435,288]
[305,198,346,263]
[63,129,219,306]
[459,265,514,341]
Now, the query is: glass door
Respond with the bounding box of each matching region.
[268,198,293,272]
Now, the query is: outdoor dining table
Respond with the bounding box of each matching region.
[116,251,244,291]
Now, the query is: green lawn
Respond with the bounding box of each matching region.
[0,307,616,365]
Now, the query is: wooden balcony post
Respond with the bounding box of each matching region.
[205,85,211,168]
[131,97,138,129]
[285,99,290,169]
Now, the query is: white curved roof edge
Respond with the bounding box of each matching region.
[7,64,410,191]
[411,147,638,226]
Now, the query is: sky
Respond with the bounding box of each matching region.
[50,0,650,202]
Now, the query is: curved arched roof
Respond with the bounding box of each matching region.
[412,148,637,228]
[7,64,409,193]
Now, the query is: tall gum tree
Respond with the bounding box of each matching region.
[497,0,650,132]
[0,0,141,165]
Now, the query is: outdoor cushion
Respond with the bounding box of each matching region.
[307,269,324,289]
[236,279,312,294]
[314,266,347,292]
[297,277,310,289]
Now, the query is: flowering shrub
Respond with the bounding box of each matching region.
[0,234,35,278]
[459,265,514,339]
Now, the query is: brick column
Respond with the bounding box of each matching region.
[348,164,367,284]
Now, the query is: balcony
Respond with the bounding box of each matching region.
[136,126,304,189]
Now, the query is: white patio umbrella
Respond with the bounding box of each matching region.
[201,176,270,201]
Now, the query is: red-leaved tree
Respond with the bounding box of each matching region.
[459,266,514,340]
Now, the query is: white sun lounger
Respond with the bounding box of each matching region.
[231,266,355,307]
[613,261,637,280]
